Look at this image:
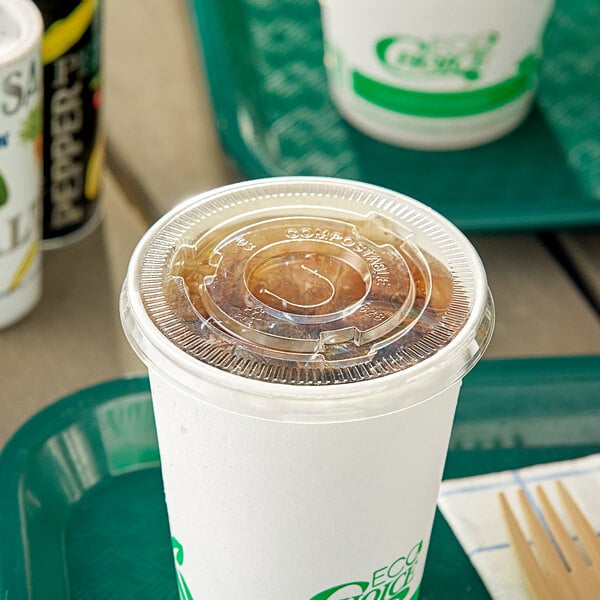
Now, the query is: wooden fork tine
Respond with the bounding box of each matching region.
[517,489,565,573]
[517,490,575,600]
[537,485,587,570]
[498,492,557,600]
[556,481,600,592]
[537,485,599,599]
[556,481,600,566]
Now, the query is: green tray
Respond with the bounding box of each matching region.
[188,0,600,231]
[1,357,600,599]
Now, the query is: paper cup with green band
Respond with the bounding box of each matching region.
[320,0,554,150]
[121,177,494,599]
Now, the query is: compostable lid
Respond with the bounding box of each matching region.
[122,177,493,394]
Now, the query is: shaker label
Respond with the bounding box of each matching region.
[0,0,43,326]
[0,67,42,264]
[49,53,85,229]
[39,0,102,241]
[0,59,42,292]
[1,59,40,115]
[0,200,36,256]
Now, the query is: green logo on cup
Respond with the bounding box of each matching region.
[376,32,498,81]
[354,52,538,118]
[172,537,195,600]
[309,541,423,600]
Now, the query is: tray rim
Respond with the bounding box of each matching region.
[0,376,152,599]
[187,0,270,179]
[186,0,600,232]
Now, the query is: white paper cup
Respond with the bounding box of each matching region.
[320,0,554,150]
[121,177,494,599]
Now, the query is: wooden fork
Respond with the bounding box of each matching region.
[499,481,600,599]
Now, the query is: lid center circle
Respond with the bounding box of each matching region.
[245,240,371,323]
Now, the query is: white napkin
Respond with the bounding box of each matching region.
[437,453,600,599]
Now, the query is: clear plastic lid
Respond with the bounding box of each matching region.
[122,178,493,399]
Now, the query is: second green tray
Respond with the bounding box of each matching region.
[188,0,600,231]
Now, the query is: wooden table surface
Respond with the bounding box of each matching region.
[0,0,598,448]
